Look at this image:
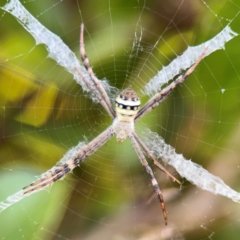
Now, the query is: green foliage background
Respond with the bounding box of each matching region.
[0,0,240,239]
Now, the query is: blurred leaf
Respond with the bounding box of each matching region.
[0,65,37,103]
[14,82,58,127]
[0,168,73,240]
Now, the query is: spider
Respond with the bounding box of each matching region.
[22,24,206,225]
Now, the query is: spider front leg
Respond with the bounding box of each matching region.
[80,24,115,118]
[135,48,208,122]
[128,133,168,225]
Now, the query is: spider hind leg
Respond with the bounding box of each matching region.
[133,132,181,185]
[22,160,79,195]
[128,133,168,225]
[146,165,168,225]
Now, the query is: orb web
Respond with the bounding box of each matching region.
[0,0,240,239]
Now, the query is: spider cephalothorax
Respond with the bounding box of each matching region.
[113,88,140,142]
[19,24,206,225]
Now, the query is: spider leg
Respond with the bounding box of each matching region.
[128,133,168,225]
[23,127,114,195]
[135,48,208,122]
[132,132,181,185]
[75,68,114,118]
[80,24,115,119]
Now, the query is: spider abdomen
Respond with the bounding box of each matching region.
[115,88,140,122]
[113,88,140,141]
